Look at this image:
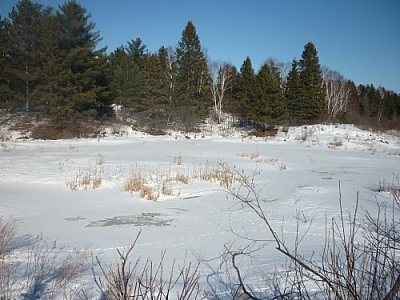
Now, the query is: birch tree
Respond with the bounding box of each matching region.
[209,61,233,124]
[323,68,350,119]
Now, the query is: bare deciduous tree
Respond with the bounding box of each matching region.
[323,68,350,119]
[209,61,233,124]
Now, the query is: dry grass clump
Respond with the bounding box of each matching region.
[123,160,238,200]
[123,173,159,201]
[65,154,106,191]
[162,181,173,196]
[66,167,103,191]
[124,173,145,193]
[139,185,159,201]
[328,138,343,149]
[175,171,189,184]
[123,170,171,201]
[193,160,234,187]
[238,152,286,170]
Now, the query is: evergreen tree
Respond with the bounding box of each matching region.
[55,0,112,125]
[34,6,63,116]
[8,0,46,112]
[385,90,400,121]
[175,21,209,129]
[255,60,286,125]
[140,53,170,128]
[298,42,325,121]
[126,38,147,113]
[127,38,147,67]
[0,16,12,108]
[108,38,147,117]
[109,46,139,115]
[344,80,359,122]
[237,56,256,126]
[285,59,301,122]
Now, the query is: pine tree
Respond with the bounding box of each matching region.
[34,6,63,116]
[109,38,147,118]
[140,53,170,128]
[109,46,138,116]
[0,16,12,108]
[285,59,302,123]
[126,38,147,114]
[8,0,46,112]
[343,80,358,122]
[55,0,112,125]
[298,42,325,121]
[285,59,301,122]
[255,60,286,125]
[175,21,209,129]
[237,56,256,127]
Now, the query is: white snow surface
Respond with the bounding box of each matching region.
[0,123,399,298]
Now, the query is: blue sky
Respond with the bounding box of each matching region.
[1,0,399,92]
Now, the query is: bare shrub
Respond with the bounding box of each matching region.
[0,227,88,299]
[0,217,18,257]
[221,165,400,299]
[92,230,201,300]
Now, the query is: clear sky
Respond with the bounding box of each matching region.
[1,0,399,93]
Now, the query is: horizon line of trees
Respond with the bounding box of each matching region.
[1,0,399,132]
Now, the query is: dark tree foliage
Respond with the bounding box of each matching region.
[8,0,47,112]
[174,21,210,129]
[236,56,257,127]
[125,38,147,113]
[1,0,398,133]
[0,16,12,108]
[285,59,302,123]
[138,53,171,128]
[343,80,359,121]
[356,84,399,122]
[298,42,325,121]
[108,46,139,114]
[236,58,286,129]
[254,60,286,125]
[55,0,112,125]
[1,0,113,128]
[109,38,147,115]
[285,43,325,123]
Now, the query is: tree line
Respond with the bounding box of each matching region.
[1,0,399,134]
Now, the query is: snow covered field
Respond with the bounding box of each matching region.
[0,123,399,298]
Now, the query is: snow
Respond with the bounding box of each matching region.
[0,123,399,298]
